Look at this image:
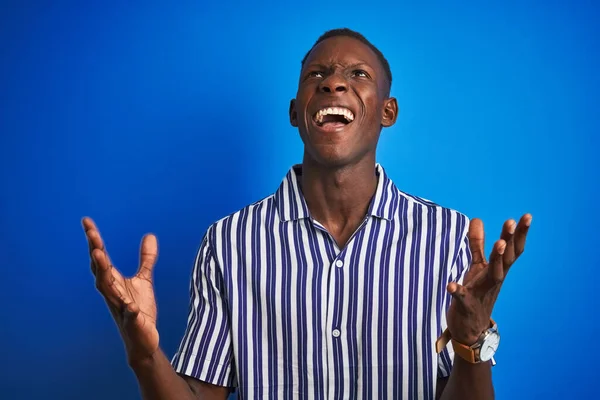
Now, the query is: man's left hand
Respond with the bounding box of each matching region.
[446,214,532,345]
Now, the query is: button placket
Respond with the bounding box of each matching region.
[325,253,347,396]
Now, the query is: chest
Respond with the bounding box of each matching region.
[214,216,456,398]
[218,216,452,339]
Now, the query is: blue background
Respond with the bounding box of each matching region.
[1,1,598,399]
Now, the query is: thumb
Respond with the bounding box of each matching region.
[448,282,468,307]
[137,234,158,282]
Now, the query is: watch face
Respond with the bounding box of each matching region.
[479,332,500,362]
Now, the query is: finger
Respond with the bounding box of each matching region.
[136,234,158,282]
[513,214,532,258]
[93,248,127,308]
[86,230,105,275]
[447,281,469,308]
[468,218,486,264]
[83,217,112,276]
[82,216,97,233]
[487,239,506,283]
[83,218,99,274]
[463,251,487,285]
[82,217,101,251]
[500,219,517,269]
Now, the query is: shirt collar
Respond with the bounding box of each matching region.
[274,163,398,222]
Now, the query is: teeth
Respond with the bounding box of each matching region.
[314,107,355,124]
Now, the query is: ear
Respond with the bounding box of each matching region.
[381,97,398,128]
[289,99,298,127]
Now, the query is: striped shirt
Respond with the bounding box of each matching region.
[172,163,472,399]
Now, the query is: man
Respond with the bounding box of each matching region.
[83,28,531,399]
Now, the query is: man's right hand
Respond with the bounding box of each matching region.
[82,217,231,400]
[83,217,160,366]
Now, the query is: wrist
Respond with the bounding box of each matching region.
[437,319,500,364]
[452,333,483,347]
[451,322,491,346]
[453,353,493,368]
[128,348,160,371]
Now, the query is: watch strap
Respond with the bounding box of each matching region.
[435,318,496,364]
[451,338,479,363]
[435,328,452,354]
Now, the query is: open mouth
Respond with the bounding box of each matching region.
[313,107,355,130]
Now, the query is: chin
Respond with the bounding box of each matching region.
[304,146,371,169]
[298,122,378,169]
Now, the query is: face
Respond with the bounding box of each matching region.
[290,36,398,167]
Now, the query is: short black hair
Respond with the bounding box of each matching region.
[301,28,392,91]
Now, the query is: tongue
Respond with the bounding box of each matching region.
[323,121,346,128]
[321,121,346,132]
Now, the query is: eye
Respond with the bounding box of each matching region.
[352,70,369,78]
[308,71,324,78]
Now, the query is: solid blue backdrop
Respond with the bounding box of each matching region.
[1,1,598,399]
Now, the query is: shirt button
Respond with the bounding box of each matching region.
[335,260,344,268]
[332,329,341,338]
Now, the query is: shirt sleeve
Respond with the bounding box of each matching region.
[171,228,237,387]
[437,221,472,378]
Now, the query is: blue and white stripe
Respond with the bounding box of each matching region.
[172,163,471,399]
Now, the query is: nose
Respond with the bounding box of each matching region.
[319,74,348,93]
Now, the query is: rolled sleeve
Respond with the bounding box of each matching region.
[171,228,236,388]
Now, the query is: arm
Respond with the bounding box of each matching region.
[438,358,493,400]
[437,214,531,400]
[129,231,234,400]
[130,349,229,400]
[436,227,494,400]
[82,218,233,400]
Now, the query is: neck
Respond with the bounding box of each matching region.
[300,153,378,247]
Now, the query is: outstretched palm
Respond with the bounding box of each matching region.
[83,217,160,364]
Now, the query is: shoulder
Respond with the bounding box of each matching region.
[391,187,470,257]
[378,164,469,237]
[397,188,469,231]
[391,189,471,274]
[203,193,278,246]
[202,165,302,246]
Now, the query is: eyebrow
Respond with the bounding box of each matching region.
[347,62,375,72]
[305,61,375,71]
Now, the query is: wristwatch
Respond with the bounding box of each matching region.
[436,319,500,364]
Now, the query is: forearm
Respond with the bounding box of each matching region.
[129,348,198,400]
[439,357,494,400]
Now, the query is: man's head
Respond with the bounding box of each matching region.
[290,28,398,168]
